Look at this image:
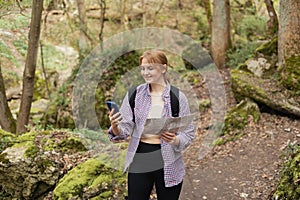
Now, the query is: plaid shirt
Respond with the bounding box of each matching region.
[108,83,195,187]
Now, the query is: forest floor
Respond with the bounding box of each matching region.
[179,68,300,200]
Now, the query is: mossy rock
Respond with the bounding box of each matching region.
[220,98,260,144]
[273,149,300,199]
[231,69,300,117]
[11,130,87,158]
[53,158,127,200]
[255,36,278,57]
[280,56,300,93]
[0,130,92,199]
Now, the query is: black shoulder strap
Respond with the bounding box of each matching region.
[170,85,179,117]
[128,86,137,122]
[129,85,180,123]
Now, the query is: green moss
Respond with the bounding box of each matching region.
[255,36,278,57]
[53,158,126,200]
[34,70,48,101]
[15,131,37,143]
[11,130,87,159]
[231,69,270,101]
[213,138,224,146]
[273,149,300,199]
[24,141,39,158]
[0,129,15,153]
[58,137,87,152]
[280,56,300,93]
[99,191,112,198]
[199,99,211,111]
[221,99,260,144]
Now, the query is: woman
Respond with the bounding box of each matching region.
[108,50,194,200]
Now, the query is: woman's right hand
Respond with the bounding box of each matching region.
[109,109,122,135]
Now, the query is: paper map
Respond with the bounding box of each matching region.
[142,114,194,135]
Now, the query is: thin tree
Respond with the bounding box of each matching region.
[264,0,278,36]
[121,0,129,30]
[211,0,232,68]
[98,0,106,45]
[0,62,16,133]
[16,0,44,133]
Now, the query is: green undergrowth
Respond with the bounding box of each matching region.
[273,145,300,199]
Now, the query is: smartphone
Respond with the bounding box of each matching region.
[106,101,119,114]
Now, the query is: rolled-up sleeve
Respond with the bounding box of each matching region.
[108,92,135,141]
[172,91,195,152]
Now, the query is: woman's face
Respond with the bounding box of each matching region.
[140,58,166,85]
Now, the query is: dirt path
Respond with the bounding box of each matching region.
[180,68,300,200]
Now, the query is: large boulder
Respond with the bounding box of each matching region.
[53,158,127,200]
[0,130,88,199]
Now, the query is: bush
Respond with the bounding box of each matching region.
[226,41,262,68]
[236,15,267,41]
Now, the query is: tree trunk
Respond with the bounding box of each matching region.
[16,0,43,133]
[0,63,16,133]
[98,0,106,45]
[122,0,129,30]
[211,0,232,68]
[264,0,278,37]
[141,0,146,27]
[278,0,300,66]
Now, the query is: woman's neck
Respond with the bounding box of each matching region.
[150,83,166,94]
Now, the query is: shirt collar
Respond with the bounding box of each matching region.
[146,82,171,98]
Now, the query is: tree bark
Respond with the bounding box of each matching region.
[0,63,16,133]
[211,0,232,68]
[122,0,129,30]
[278,0,300,66]
[141,0,146,27]
[264,0,278,37]
[17,0,43,133]
[98,0,106,45]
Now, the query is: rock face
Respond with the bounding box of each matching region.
[0,146,60,199]
[0,130,88,200]
[245,57,271,78]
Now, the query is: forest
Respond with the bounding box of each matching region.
[0,0,299,199]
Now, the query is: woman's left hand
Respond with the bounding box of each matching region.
[161,132,179,145]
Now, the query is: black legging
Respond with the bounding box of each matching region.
[127,142,182,200]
